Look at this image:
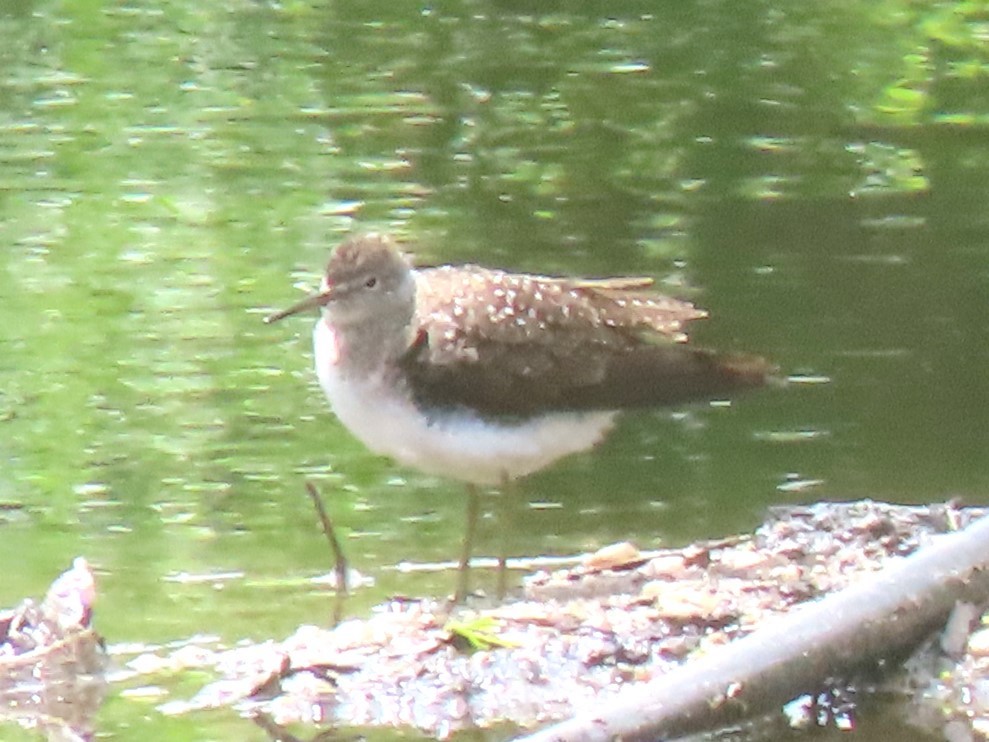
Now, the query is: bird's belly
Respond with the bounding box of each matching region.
[314,325,616,486]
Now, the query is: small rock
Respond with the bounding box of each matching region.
[583,542,641,570]
[717,548,769,572]
[643,554,689,580]
[968,629,989,657]
[645,583,727,621]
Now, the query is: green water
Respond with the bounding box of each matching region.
[0,1,986,739]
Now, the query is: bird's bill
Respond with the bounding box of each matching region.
[263,290,332,324]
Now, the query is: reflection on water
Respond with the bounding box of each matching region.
[0,1,987,739]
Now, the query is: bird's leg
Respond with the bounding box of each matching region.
[455,483,480,603]
[496,472,513,600]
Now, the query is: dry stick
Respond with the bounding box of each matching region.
[518,512,989,742]
[305,481,349,598]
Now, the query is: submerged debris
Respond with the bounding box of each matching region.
[0,557,107,740]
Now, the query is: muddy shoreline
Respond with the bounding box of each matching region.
[5,501,989,740]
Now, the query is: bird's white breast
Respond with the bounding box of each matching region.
[313,320,617,486]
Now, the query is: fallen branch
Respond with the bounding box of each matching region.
[519,511,989,742]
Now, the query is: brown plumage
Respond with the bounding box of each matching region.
[398,260,771,418]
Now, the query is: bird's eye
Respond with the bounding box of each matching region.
[364,276,378,289]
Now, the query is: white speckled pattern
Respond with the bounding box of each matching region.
[415,263,704,364]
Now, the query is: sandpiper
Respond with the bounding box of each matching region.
[266,233,773,601]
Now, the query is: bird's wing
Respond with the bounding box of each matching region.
[413,265,705,360]
[398,267,767,417]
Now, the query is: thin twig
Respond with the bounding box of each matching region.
[305,481,349,599]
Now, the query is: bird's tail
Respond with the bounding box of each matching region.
[580,345,778,409]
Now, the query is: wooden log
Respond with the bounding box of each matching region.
[518,512,989,742]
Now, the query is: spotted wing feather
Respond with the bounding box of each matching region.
[399,266,770,417]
